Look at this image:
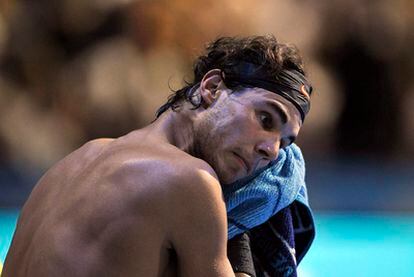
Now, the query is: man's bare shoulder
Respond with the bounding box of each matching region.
[112,143,220,195]
[103,138,221,209]
[108,142,226,237]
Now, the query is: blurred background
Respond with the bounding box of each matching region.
[0,0,413,275]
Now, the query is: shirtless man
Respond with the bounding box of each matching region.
[3,36,311,277]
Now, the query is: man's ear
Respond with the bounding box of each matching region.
[199,69,227,107]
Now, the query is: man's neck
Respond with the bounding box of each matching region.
[143,109,197,156]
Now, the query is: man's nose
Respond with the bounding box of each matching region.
[254,139,279,161]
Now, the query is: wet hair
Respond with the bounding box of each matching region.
[155,35,307,118]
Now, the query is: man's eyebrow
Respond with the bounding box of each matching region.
[266,101,288,124]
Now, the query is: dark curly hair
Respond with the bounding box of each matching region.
[155,35,307,117]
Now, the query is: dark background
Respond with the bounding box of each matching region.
[0,0,413,212]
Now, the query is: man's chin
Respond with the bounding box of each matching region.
[215,161,264,186]
[218,176,236,186]
[221,165,271,186]
[219,172,249,186]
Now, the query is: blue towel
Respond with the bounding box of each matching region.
[223,143,307,240]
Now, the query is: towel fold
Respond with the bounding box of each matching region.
[250,206,297,277]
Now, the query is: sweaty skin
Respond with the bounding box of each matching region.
[3,131,233,277]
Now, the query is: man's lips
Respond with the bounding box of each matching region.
[233,152,251,174]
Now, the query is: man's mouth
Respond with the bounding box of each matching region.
[233,152,251,174]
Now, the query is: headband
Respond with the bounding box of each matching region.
[223,62,312,122]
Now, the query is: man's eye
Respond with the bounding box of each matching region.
[259,112,273,130]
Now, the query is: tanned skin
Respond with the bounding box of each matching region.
[3,70,301,277]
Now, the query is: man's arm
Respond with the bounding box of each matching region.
[168,167,235,277]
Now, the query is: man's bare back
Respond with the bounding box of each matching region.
[3,129,231,276]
